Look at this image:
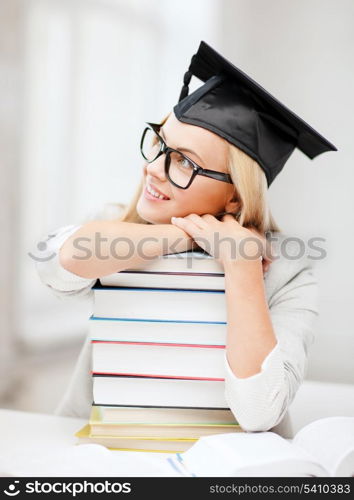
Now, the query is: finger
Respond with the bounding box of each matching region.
[184,213,208,229]
[264,240,275,262]
[200,214,216,222]
[262,259,272,274]
[262,249,272,266]
[171,216,201,236]
[254,233,275,262]
[221,214,238,223]
[248,232,272,264]
[266,240,279,261]
[262,260,269,274]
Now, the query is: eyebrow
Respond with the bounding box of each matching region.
[160,127,205,165]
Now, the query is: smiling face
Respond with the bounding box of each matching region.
[136,112,238,224]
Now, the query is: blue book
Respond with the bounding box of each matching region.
[89,316,227,345]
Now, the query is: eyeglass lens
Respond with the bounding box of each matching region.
[141,127,196,188]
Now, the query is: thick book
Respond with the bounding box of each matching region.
[168,417,354,477]
[96,405,237,425]
[92,375,228,408]
[75,424,197,452]
[92,285,226,322]
[88,406,241,439]
[99,249,224,278]
[89,316,227,346]
[91,340,226,379]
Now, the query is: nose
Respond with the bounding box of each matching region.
[145,154,167,182]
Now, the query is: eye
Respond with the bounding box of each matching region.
[177,156,193,169]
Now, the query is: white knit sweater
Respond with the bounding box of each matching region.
[34,206,319,438]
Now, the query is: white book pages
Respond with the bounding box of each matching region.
[93,288,227,322]
[93,376,228,408]
[176,432,327,477]
[92,342,226,378]
[293,417,354,476]
[100,272,225,289]
[89,317,227,346]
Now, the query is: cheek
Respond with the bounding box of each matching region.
[172,182,226,214]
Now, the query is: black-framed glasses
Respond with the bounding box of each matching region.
[140,122,234,189]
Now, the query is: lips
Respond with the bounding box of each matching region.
[147,182,170,200]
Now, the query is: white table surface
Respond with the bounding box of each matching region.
[0,409,176,477]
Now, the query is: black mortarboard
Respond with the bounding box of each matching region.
[173,41,337,187]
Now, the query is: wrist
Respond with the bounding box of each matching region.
[156,223,192,254]
[219,238,263,267]
[222,255,263,274]
[223,258,267,301]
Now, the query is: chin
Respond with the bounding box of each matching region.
[136,203,167,225]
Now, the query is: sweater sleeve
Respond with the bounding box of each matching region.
[34,224,97,300]
[33,203,126,300]
[223,255,319,432]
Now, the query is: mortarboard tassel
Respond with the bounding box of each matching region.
[178,69,193,102]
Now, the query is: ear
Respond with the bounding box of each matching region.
[224,191,240,213]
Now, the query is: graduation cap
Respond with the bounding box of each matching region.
[173,41,337,187]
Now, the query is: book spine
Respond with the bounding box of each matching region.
[91,340,225,348]
[89,316,226,324]
[92,372,225,381]
[92,403,230,410]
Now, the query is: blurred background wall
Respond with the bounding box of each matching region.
[0,0,353,413]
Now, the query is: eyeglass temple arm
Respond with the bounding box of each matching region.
[198,168,233,184]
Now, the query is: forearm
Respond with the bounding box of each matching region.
[59,220,190,279]
[224,258,277,378]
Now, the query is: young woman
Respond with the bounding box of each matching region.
[34,42,335,438]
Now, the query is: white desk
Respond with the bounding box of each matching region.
[3,389,353,477]
[0,409,176,477]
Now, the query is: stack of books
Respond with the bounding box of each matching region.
[75,250,243,452]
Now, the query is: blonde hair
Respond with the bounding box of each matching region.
[117,115,281,234]
[226,144,281,234]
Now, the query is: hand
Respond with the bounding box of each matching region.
[171,213,273,272]
[164,222,199,255]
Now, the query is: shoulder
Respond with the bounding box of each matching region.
[264,230,319,304]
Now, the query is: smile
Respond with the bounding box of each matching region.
[145,183,170,200]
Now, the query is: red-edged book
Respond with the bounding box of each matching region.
[91,340,229,409]
[91,340,226,379]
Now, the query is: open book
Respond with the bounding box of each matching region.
[4,417,353,477]
[168,417,354,477]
